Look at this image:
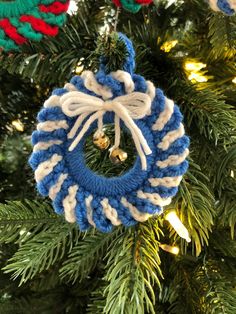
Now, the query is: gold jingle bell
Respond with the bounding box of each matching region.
[109,147,128,164]
[93,131,110,150]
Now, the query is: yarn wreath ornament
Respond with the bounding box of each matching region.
[29,33,190,233]
[208,0,236,14]
[0,0,70,51]
[112,0,153,13]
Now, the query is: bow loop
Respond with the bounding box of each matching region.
[114,92,151,119]
[60,89,152,170]
[60,91,104,117]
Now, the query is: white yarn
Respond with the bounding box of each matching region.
[112,114,121,149]
[101,198,121,226]
[37,120,69,132]
[111,70,135,94]
[63,185,78,223]
[60,89,152,170]
[44,95,61,108]
[158,124,185,151]
[81,71,113,100]
[49,173,68,200]
[137,190,171,207]
[35,154,62,182]
[230,0,236,9]
[121,197,151,222]
[148,176,182,188]
[85,195,96,227]
[157,149,189,168]
[152,98,174,131]
[64,83,78,91]
[33,140,63,152]
[111,71,155,106]
[146,81,156,103]
[208,0,220,11]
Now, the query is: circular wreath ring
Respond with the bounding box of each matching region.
[0,0,70,51]
[29,33,190,233]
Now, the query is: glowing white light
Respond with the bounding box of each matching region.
[166,211,191,243]
[159,244,180,255]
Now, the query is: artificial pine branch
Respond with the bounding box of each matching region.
[59,228,122,283]
[0,201,61,243]
[171,162,215,256]
[103,220,163,314]
[3,222,79,285]
[196,256,236,314]
[208,15,236,59]
[174,84,236,145]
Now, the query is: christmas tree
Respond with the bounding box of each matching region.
[0,0,236,313]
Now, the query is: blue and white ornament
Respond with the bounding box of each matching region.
[208,0,236,15]
[29,33,190,233]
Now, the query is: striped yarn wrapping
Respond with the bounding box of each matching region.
[208,0,236,15]
[0,0,70,51]
[29,33,190,233]
[112,0,153,13]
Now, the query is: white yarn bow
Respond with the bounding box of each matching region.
[60,91,152,170]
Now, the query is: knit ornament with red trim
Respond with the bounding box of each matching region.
[113,0,152,13]
[0,0,70,51]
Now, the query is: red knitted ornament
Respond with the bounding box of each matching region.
[113,0,122,6]
[136,0,153,4]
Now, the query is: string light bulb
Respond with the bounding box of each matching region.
[159,244,180,255]
[188,72,208,83]
[184,61,208,83]
[160,40,178,53]
[232,77,236,84]
[11,119,24,132]
[75,58,84,75]
[184,61,206,72]
[165,211,191,243]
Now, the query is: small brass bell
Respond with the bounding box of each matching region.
[109,147,128,164]
[93,132,110,150]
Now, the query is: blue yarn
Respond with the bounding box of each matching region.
[92,197,114,233]
[28,146,63,170]
[126,194,162,214]
[37,164,64,196]
[145,89,166,127]
[37,107,67,122]
[143,186,178,199]
[31,128,67,145]
[52,88,68,96]
[75,190,90,231]
[217,0,235,15]
[29,33,190,233]
[110,199,137,226]
[53,177,74,215]
[132,74,148,93]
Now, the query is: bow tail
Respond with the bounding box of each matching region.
[125,120,149,170]
[68,112,91,139]
[110,115,121,149]
[113,104,152,171]
[69,111,105,151]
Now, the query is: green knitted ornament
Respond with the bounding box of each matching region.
[112,0,153,13]
[0,0,70,51]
